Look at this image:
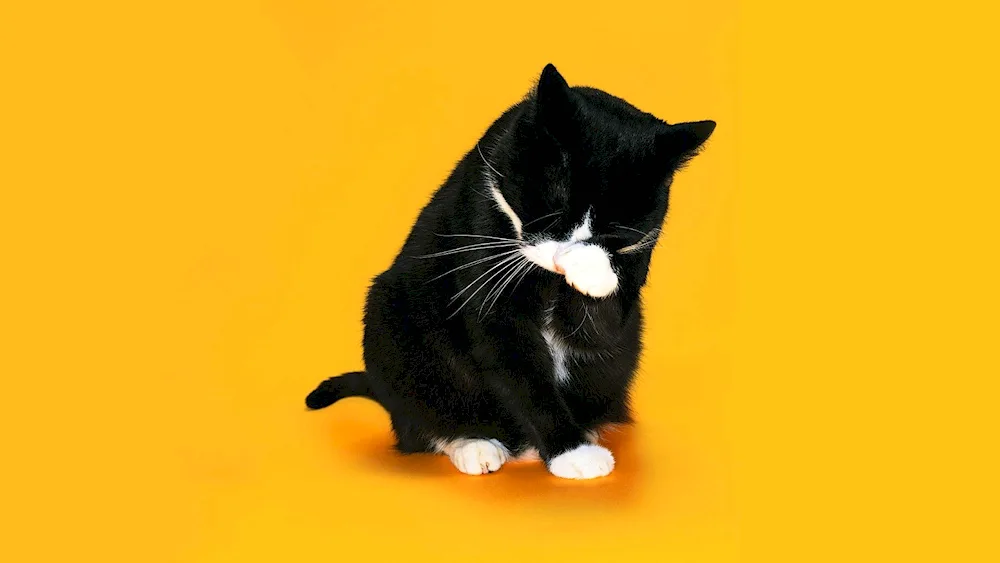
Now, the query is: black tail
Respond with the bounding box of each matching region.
[305,371,374,410]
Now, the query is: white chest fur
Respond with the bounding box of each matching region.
[542,327,571,383]
[542,310,572,383]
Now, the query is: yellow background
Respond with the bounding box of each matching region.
[2,1,997,561]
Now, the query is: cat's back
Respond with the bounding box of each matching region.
[362,181,466,326]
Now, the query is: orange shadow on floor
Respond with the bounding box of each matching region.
[321,408,652,508]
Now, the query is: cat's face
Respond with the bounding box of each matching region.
[482,65,715,298]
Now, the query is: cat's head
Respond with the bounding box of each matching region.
[480,64,715,298]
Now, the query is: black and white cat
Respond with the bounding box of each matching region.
[306,64,715,479]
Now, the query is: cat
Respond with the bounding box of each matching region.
[306,64,715,479]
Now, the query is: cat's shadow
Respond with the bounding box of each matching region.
[327,413,648,507]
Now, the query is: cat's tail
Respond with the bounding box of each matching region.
[305,371,374,410]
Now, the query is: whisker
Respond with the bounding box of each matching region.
[566,306,588,339]
[433,233,522,243]
[584,306,602,339]
[510,260,535,294]
[521,211,562,230]
[611,224,651,236]
[471,187,493,201]
[508,259,534,295]
[448,253,522,303]
[478,260,516,315]
[538,216,562,234]
[488,259,532,317]
[615,226,661,255]
[425,248,523,283]
[413,241,519,259]
[447,255,523,319]
[477,142,505,179]
[480,257,531,319]
[617,238,659,254]
[479,258,527,319]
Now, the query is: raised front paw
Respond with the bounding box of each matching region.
[547,444,616,479]
[554,244,618,298]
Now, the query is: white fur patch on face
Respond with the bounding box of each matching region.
[568,210,592,243]
[547,444,616,479]
[521,240,560,272]
[489,186,523,238]
[435,438,510,475]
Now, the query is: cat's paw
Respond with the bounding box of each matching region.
[447,439,509,475]
[554,244,618,298]
[547,444,615,479]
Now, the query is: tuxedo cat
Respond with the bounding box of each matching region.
[307,64,715,479]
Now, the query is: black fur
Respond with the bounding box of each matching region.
[307,64,714,465]
[305,371,372,410]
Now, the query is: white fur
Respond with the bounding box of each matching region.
[489,186,523,238]
[555,244,618,298]
[520,210,618,298]
[433,433,605,470]
[521,239,560,272]
[568,211,593,243]
[547,444,616,479]
[436,438,510,475]
[541,325,571,383]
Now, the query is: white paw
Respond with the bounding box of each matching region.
[547,444,615,479]
[447,439,509,475]
[555,244,618,298]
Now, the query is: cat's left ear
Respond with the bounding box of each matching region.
[535,63,576,137]
[656,120,717,167]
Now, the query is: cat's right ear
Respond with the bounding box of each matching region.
[656,120,717,169]
[535,63,575,136]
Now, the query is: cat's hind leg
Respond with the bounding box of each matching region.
[434,438,510,475]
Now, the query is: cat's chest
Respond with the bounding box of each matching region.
[540,324,572,383]
[540,305,603,384]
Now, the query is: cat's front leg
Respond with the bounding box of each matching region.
[506,382,616,479]
[481,342,615,479]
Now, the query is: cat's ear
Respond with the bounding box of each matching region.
[535,64,575,135]
[656,120,716,168]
